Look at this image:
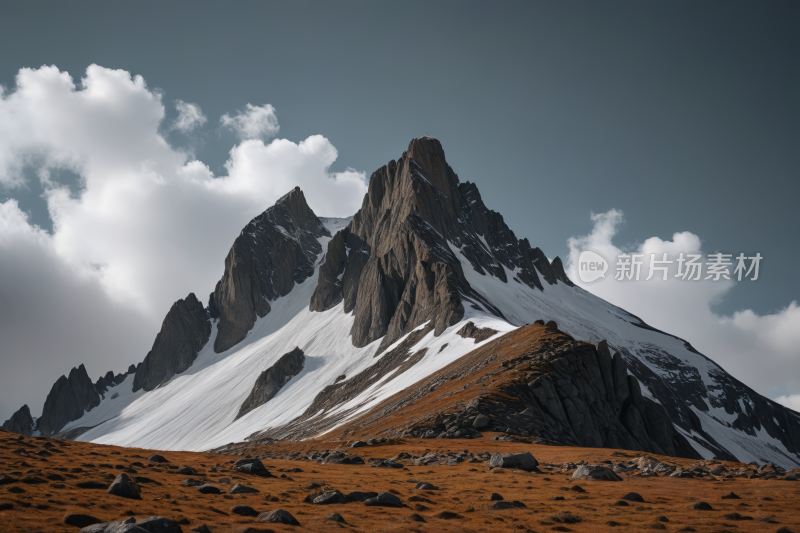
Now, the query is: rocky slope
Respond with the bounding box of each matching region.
[36,364,101,437]
[5,136,800,470]
[236,347,305,420]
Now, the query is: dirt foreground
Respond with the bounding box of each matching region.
[1,429,798,533]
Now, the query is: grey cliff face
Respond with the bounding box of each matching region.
[37,364,101,436]
[236,347,305,420]
[1,404,35,436]
[211,187,329,353]
[311,136,571,352]
[132,293,211,393]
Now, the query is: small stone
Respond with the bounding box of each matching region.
[350,441,367,448]
[367,438,378,445]
[490,493,503,501]
[228,483,259,494]
[218,477,230,484]
[0,502,13,510]
[326,512,346,522]
[570,485,586,493]
[232,458,272,477]
[314,491,348,504]
[231,505,259,517]
[136,517,182,533]
[177,466,197,475]
[196,484,221,495]
[489,501,526,510]
[415,482,437,490]
[64,513,102,527]
[365,492,403,507]
[147,455,168,463]
[345,491,378,502]
[258,508,300,525]
[572,465,622,481]
[691,501,713,510]
[107,474,141,499]
[621,492,644,502]
[721,491,741,499]
[407,513,426,522]
[182,479,203,487]
[612,500,629,506]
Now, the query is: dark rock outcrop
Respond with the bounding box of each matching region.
[456,321,499,343]
[236,347,305,419]
[311,136,572,352]
[133,293,211,392]
[107,474,141,499]
[212,187,329,353]
[37,364,100,437]
[1,404,35,436]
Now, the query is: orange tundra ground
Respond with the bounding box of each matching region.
[1,430,799,533]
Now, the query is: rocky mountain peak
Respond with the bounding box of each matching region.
[37,363,101,436]
[1,404,35,436]
[312,136,571,350]
[211,187,330,353]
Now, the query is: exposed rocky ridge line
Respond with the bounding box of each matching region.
[132,293,212,393]
[1,404,35,436]
[36,364,101,437]
[315,324,699,459]
[311,136,570,351]
[95,364,137,397]
[211,187,330,353]
[246,325,438,442]
[236,347,306,420]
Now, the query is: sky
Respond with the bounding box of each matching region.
[0,1,798,421]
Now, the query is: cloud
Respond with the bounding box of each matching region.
[172,99,206,132]
[0,64,367,421]
[775,395,800,413]
[566,210,800,401]
[220,103,279,141]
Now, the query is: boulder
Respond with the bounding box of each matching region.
[107,474,141,499]
[195,484,221,494]
[229,483,259,494]
[64,513,103,528]
[345,491,378,502]
[621,492,644,502]
[489,451,538,471]
[177,466,197,475]
[473,414,490,429]
[230,505,259,517]
[135,517,183,533]
[233,458,272,477]
[314,491,348,504]
[572,465,622,481]
[79,518,147,533]
[148,455,168,463]
[258,509,300,525]
[364,492,403,507]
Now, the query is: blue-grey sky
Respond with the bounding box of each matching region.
[0,1,798,420]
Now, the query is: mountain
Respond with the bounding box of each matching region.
[5,136,800,468]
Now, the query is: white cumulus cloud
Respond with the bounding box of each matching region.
[220,103,279,141]
[172,99,206,132]
[566,209,800,404]
[0,64,367,421]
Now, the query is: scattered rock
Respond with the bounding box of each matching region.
[612,500,629,506]
[691,501,713,510]
[490,493,503,501]
[434,511,463,519]
[407,513,426,522]
[721,492,741,499]
[135,517,183,533]
[190,526,212,533]
[489,451,538,471]
[147,455,168,463]
[367,438,378,445]
[326,513,346,523]
[231,505,259,517]
[314,491,348,504]
[345,491,378,502]
[229,484,259,494]
[572,465,622,481]
[415,482,437,490]
[182,479,203,487]
[196,484,221,495]
[364,492,403,507]
[107,474,141,499]
[64,513,102,527]
[0,474,16,485]
[570,485,586,493]
[350,441,367,448]
[490,501,526,510]
[258,509,300,525]
[621,492,644,502]
[473,414,491,429]
[232,458,272,477]
[0,502,13,510]
[177,466,197,475]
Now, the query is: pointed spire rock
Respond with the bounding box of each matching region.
[1,404,35,436]
[212,187,330,353]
